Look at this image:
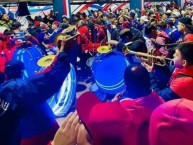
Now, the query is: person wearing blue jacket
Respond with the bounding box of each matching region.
[0,35,74,145]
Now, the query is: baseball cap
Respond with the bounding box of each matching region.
[76,92,137,145]
[62,15,68,19]
[178,17,193,28]
[149,99,193,145]
[53,21,60,26]
[12,21,22,29]
[34,20,40,26]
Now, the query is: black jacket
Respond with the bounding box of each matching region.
[0,52,70,145]
[116,28,147,53]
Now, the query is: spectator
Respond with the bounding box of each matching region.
[0,13,13,31]
[0,35,75,145]
[2,60,60,145]
[150,99,193,145]
[177,17,193,42]
[76,92,136,145]
[74,65,163,145]
[108,28,147,53]
[142,42,193,101]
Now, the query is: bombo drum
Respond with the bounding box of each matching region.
[47,64,76,117]
[91,51,129,94]
[12,45,76,117]
[12,45,45,78]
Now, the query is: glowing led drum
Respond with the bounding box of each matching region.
[12,45,45,78]
[91,51,129,94]
[47,64,76,117]
[12,45,76,117]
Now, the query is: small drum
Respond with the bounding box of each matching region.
[91,51,129,94]
[12,45,45,78]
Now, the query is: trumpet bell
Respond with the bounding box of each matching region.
[37,55,56,67]
[97,45,111,53]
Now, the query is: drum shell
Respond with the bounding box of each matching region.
[47,64,76,117]
[12,45,44,77]
[91,51,129,94]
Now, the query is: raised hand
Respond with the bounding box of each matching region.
[52,112,80,145]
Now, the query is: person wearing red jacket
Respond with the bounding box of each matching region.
[0,32,18,72]
[142,42,193,101]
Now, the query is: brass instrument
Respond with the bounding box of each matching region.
[123,46,173,66]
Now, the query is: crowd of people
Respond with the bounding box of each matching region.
[1,0,193,145]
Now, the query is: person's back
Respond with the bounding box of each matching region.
[119,65,164,145]
[76,92,137,145]
[0,79,22,145]
[0,35,73,144]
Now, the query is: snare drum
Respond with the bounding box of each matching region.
[91,51,129,94]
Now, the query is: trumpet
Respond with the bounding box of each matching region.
[123,46,173,66]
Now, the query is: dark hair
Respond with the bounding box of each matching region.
[4,60,24,80]
[119,28,133,40]
[124,64,151,98]
[176,43,193,66]
[144,24,157,35]
[158,20,167,29]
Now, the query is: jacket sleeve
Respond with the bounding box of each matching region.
[14,52,71,108]
[149,71,180,101]
[153,65,175,88]
[116,42,125,52]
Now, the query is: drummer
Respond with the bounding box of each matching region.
[108,28,147,53]
[11,21,49,56]
[0,35,72,145]
[107,28,147,64]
